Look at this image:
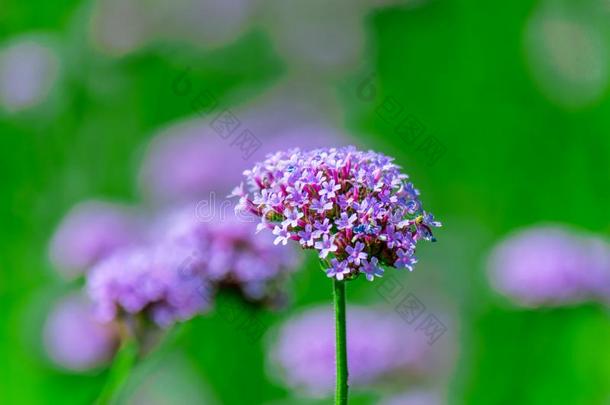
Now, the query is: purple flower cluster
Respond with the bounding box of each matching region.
[487,225,610,307]
[268,306,446,397]
[160,208,299,303]
[233,146,440,281]
[86,208,298,328]
[87,244,213,328]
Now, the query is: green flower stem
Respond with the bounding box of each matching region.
[94,334,138,405]
[333,278,349,405]
[113,323,190,403]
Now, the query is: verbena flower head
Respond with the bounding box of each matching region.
[43,293,119,371]
[487,225,610,307]
[268,306,444,397]
[233,146,440,281]
[87,243,213,328]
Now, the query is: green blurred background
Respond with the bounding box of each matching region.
[1,0,610,404]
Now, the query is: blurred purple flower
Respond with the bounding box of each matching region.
[90,0,152,56]
[159,207,299,303]
[49,200,142,279]
[138,116,351,203]
[268,306,443,397]
[43,293,119,372]
[90,0,257,56]
[87,243,213,328]
[487,225,610,307]
[89,0,422,70]
[138,122,230,202]
[161,0,258,48]
[0,36,60,112]
[262,0,365,77]
[379,390,444,405]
